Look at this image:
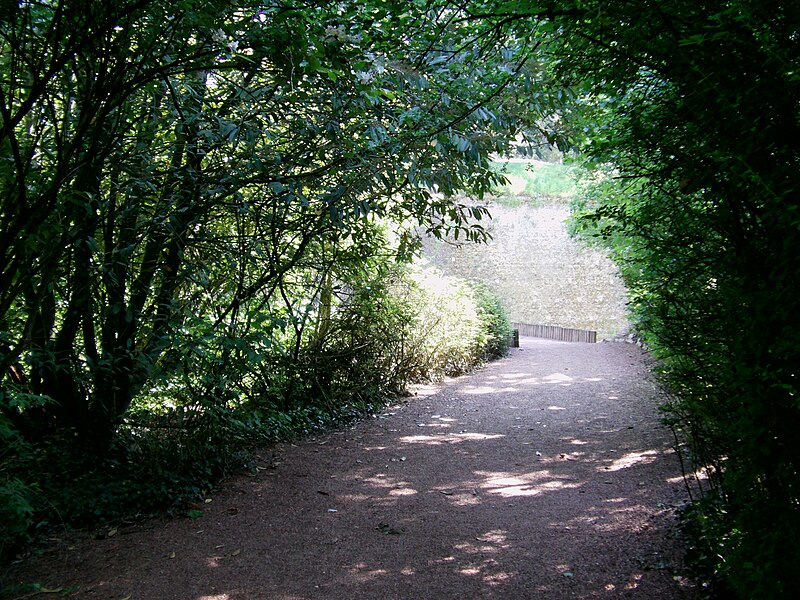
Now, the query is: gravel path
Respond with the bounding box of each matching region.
[2,338,698,599]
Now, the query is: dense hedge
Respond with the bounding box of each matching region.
[561,2,800,596]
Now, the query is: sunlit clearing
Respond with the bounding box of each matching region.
[484,571,514,585]
[667,468,708,484]
[454,535,508,556]
[565,504,653,533]
[476,529,508,544]
[198,595,230,600]
[456,432,505,441]
[500,372,533,380]
[408,382,440,397]
[461,372,579,392]
[604,450,659,472]
[347,563,389,582]
[625,573,643,590]
[397,434,447,445]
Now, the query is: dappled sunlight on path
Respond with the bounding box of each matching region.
[6,338,696,599]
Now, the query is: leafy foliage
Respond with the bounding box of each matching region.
[469,282,513,361]
[549,1,800,596]
[406,269,512,377]
[0,391,41,555]
[1,0,535,555]
[492,160,577,203]
[1,252,510,551]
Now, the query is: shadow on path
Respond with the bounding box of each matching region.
[4,338,697,600]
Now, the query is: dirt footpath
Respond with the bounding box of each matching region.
[3,338,698,599]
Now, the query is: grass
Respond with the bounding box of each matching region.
[490,159,578,204]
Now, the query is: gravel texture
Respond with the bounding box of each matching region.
[2,338,698,599]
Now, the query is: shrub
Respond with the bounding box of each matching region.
[1,391,44,559]
[470,281,513,361]
[0,257,512,559]
[0,477,36,559]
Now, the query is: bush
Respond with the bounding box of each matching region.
[402,267,508,379]
[0,477,36,559]
[0,255,512,560]
[556,2,800,593]
[470,281,513,361]
[1,392,42,559]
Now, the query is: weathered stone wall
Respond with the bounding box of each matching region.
[421,202,629,340]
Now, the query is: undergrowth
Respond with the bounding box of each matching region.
[1,266,511,562]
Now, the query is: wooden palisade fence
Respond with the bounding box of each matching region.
[511,322,597,344]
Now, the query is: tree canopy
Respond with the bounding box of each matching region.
[3,1,800,596]
[0,0,552,446]
[0,0,549,555]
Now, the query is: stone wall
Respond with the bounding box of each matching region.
[421,202,629,340]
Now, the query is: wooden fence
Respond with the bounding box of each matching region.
[511,322,597,344]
